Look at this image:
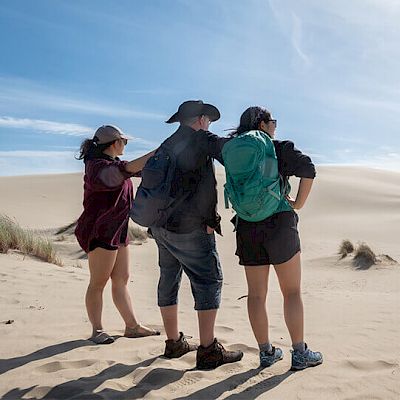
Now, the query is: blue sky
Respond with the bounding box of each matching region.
[0,0,399,176]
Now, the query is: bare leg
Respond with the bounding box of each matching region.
[245,266,270,345]
[197,309,218,347]
[110,245,138,328]
[86,248,117,334]
[274,252,304,345]
[160,305,180,341]
[110,245,159,336]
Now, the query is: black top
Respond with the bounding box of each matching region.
[163,125,229,233]
[273,140,316,179]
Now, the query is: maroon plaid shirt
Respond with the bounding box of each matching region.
[75,155,136,253]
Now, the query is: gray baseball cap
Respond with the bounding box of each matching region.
[93,125,133,144]
[166,100,220,124]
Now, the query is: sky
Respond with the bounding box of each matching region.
[0,0,399,176]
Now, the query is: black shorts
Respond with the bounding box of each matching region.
[88,239,118,252]
[234,211,300,266]
[88,224,128,252]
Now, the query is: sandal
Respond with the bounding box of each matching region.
[124,323,161,338]
[89,330,115,345]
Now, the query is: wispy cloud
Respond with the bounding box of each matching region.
[0,116,92,136]
[308,0,400,29]
[267,0,312,67]
[332,95,400,114]
[0,150,80,176]
[0,148,156,176]
[0,150,76,158]
[0,116,158,146]
[0,76,166,120]
[290,12,311,66]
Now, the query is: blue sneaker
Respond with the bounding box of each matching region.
[259,346,283,368]
[291,343,323,370]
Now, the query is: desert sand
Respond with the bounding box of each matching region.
[0,166,399,399]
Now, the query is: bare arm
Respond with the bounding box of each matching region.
[287,177,314,210]
[125,150,156,174]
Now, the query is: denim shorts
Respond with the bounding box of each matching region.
[151,227,223,311]
[235,211,301,266]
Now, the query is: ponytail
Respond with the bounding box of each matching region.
[76,138,116,160]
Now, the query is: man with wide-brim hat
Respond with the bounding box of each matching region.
[165,100,220,124]
[150,99,243,370]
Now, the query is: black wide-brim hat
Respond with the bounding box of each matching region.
[166,100,220,124]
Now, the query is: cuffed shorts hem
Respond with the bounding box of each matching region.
[194,303,220,311]
[158,299,179,308]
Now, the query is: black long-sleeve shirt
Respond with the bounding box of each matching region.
[274,140,316,179]
[162,125,229,233]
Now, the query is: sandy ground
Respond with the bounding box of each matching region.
[0,166,399,399]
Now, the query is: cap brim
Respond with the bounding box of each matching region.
[120,133,134,140]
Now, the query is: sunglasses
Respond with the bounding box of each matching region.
[266,119,277,127]
[120,138,128,145]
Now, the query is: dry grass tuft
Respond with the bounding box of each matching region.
[0,215,63,266]
[73,261,83,268]
[379,254,398,264]
[128,225,148,242]
[338,239,354,259]
[56,220,77,235]
[353,243,376,269]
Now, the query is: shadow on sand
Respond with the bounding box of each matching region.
[0,339,91,375]
[175,368,294,400]
[1,357,184,400]
[1,343,294,400]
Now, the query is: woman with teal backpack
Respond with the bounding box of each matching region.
[223,106,323,370]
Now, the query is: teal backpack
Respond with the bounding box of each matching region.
[222,130,291,222]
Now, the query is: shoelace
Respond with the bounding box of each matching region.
[216,341,226,351]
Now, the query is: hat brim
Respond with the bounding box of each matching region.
[120,133,134,140]
[165,103,220,124]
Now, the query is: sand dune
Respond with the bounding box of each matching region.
[0,166,399,399]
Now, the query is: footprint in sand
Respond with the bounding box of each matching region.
[28,305,45,310]
[170,372,203,391]
[35,359,100,373]
[344,359,399,372]
[215,325,234,333]
[0,296,19,304]
[219,364,244,375]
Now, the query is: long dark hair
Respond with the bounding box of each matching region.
[229,106,271,137]
[76,138,117,160]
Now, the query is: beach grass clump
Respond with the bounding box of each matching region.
[0,215,63,266]
[353,243,376,269]
[128,225,148,242]
[338,239,354,259]
[55,220,77,235]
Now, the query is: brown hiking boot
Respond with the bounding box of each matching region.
[196,338,244,370]
[164,332,198,359]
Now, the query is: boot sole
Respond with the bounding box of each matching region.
[260,355,284,368]
[290,359,323,371]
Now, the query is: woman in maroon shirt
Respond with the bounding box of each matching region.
[75,125,159,344]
